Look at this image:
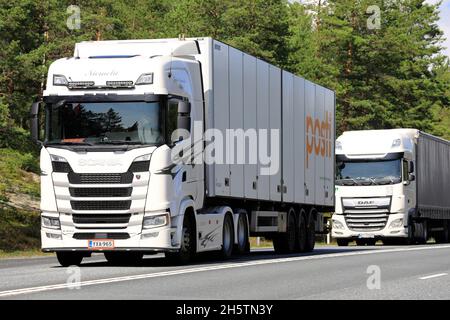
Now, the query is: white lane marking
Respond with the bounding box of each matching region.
[419,273,448,280]
[1,244,450,298]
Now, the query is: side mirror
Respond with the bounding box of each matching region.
[30,101,42,144]
[409,173,415,182]
[177,116,191,132]
[177,101,191,132]
[408,161,414,173]
[177,101,191,114]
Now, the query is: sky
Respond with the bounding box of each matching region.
[426,0,450,57]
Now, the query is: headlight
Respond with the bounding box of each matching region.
[133,154,151,162]
[53,74,68,86]
[336,141,342,151]
[135,73,154,85]
[389,218,403,228]
[42,216,61,229]
[143,212,170,229]
[332,219,344,230]
[392,138,401,147]
[50,154,68,162]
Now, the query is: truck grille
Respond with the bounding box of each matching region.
[71,200,131,211]
[68,172,133,184]
[73,232,130,240]
[342,197,391,231]
[73,213,131,224]
[69,187,132,198]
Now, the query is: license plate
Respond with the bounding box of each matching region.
[358,234,375,239]
[88,239,114,250]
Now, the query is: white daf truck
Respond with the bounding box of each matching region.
[332,129,450,246]
[31,38,335,266]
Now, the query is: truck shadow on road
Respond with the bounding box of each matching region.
[75,247,375,268]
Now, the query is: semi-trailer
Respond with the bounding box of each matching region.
[31,38,335,266]
[332,129,450,245]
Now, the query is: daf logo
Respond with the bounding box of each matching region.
[79,159,122,167]
[357,200,375,206]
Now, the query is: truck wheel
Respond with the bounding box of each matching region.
[274,209,296,254]
[337,239,349,246]
[356,239,366,246]
[220,214,234,259]
[366,239,376,246]
[235,213,250,254]
[434,221,449,243]
[165,215,195,264]
[56,252,83,267]
[296,212,307,252]
[305,212,316,252]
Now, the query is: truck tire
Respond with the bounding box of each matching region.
[56,252,83,267]
[356,239,366,246]
[274,209,296,254]
[337,239,349,246]
[220,214,234,259]
[165,214,195,264]
[305,211,316,252]
[434,221,449,243]
[235,213,250,254]
[296,211,307,252]
[104,252,143,266]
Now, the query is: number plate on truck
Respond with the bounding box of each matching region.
[358,234,375,239]
[88,239,114,249]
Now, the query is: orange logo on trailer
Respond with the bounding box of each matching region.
[306,111,332,168]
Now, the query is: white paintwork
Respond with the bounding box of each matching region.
[333,129,419,240]
[40,37,336,255]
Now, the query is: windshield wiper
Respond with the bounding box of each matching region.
[336,178,358,186]
[95,140,145,145]
[46,141,93,146]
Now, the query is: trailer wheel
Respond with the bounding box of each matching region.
[235,213,250,254]
[104,252,143,266]
[165,214,195,264]
[305,211,316,252]
[434,221,449,243]
[220,214,234,259]
[56,252,83,267]
[337,239,349,246]
[274,209,296,254]
[296,212,307,252]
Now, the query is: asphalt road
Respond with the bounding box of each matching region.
[0,244,449,300]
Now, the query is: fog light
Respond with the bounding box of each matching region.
[46,233,62,240]
[389,218,403,228]
[141,232,159,239]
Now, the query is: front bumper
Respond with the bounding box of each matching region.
[331,213,408,239]
[41,225,176,252]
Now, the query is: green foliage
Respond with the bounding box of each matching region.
[0,205,40,252]
[0,148,40,198]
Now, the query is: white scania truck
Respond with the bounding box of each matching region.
[31,38,335,266]
[332,129,450,246]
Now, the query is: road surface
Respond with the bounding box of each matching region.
[0,244,449,299]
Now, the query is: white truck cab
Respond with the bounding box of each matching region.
[31,38,335,266]
[332,129,450,246]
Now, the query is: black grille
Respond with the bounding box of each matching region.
[69,187,132,197]
[73,213,131,224]
[71,200,131,211]
[52,161,72,173]
[129,161,150,172]
[73,233,130,240]
[68,172,133,184]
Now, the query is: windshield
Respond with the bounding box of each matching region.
[336,159,402,185]
[45,101,164,145]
